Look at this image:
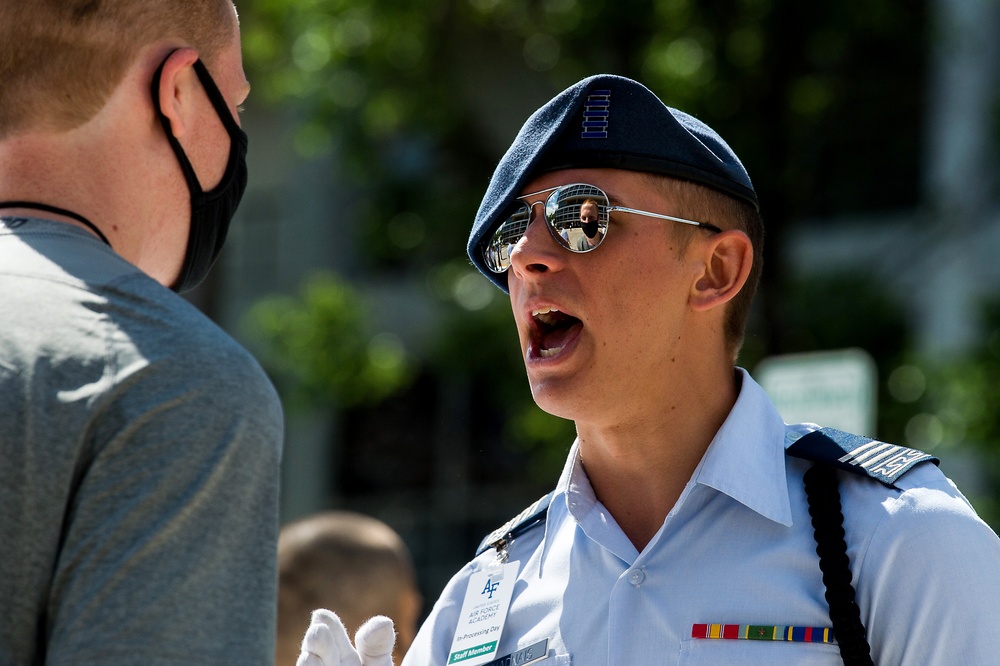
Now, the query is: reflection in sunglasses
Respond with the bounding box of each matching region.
[483,182,718,273]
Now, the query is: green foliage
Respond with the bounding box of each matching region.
[903,301,1000,525]
[242,272,413,409]
[240,0,926,274]
[237,0,931,483]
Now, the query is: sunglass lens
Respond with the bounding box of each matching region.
[483,184,610,273]
[485,203,531,272]
[546,184,608,253]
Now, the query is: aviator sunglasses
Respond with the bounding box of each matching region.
[483,183,722,273]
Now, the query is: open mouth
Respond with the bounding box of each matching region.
[531,307,582,358]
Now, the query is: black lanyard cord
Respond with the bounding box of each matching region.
[804,463,875,666]
[0,201,112,247]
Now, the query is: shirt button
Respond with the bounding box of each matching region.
[785,431,802,442]
[628,569,646,586]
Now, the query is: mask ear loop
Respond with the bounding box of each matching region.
[191,59,245,138]
[149,54,247,200]
[149,52,250,293]
[189,58,248,203]
[150,52,203,196]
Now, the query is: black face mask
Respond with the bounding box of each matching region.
[151,55,248,293]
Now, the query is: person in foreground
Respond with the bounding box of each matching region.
[0,1,283,663]
[299,75,1000,665]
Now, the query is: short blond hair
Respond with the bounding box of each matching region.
[0,0,234,138]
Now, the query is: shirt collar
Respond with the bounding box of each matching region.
[542,368,792,561]
[539,368,793,568]
[537,439,587,568]
[692,368,793,526]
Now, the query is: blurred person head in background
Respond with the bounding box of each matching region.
[277,511,421,666]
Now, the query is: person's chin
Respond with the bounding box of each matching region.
[527,367,592,422]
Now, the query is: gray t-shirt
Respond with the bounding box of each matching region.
[0,218,284,665]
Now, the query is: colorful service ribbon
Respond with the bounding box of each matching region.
[692,623,836,644]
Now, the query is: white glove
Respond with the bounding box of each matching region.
[296,609,396,666]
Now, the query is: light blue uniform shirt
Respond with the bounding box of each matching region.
[404,370,1000,665]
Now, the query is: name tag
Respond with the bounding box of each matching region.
[447,561,520,665]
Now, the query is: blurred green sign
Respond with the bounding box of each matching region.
[755,348,878,436]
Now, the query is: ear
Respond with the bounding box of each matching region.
[154,48,201,140]
[689,230,753,312]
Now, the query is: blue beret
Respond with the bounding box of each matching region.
[467,74,757,292]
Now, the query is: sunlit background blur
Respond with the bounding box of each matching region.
[186,0,1000,611]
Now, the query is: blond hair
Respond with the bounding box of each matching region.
[0,0,233,138]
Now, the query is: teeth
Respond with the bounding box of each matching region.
[531,307,567,358]
[532,307,561,326]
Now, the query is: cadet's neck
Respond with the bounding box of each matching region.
[575,365,741,551]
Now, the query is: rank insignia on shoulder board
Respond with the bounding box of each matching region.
[786,427,937,488]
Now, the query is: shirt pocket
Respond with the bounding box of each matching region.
[678,639,842,664]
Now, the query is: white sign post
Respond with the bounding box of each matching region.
[755,348,878,436]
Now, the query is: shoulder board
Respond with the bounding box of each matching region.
[786,427,938,488]
[476,492,554,557]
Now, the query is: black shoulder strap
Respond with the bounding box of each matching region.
[804,463,874,666]
[793,428,934,666]
[476,492,554,557]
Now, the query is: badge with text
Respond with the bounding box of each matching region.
[447,561,520,665]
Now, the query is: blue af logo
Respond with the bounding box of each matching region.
[481,578,501,599]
